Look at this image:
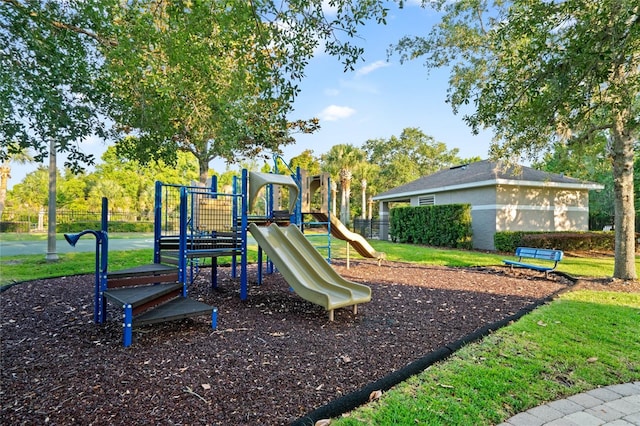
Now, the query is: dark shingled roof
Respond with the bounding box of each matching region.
[374,160,602,201]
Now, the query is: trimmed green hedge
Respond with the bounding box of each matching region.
[494,230,618,253]
[56,221,154,233]
[390,204,473,249]
[0,221,30,233]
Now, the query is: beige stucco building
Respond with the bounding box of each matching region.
[373,160,604,250]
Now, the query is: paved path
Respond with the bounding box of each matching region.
[500,382,640,426]
[0,235,258,257]
[0,237,154,257]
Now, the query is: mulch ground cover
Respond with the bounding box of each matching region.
[3,259,633,425]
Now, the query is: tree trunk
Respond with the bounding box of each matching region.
[46,139,58,262]
[331,181,337,216]
[611,113,637,280]
[340,181,348,225]
[361,179,367,220]
[0,164,9,219]
[344,180,351,226]
[339,168,352,226]
[198,156,209,185]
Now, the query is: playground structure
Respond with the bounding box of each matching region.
[66,165,380,346]
[300,170,385,264]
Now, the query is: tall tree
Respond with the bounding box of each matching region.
[103,1,290,183]
[101,0,382,183]
[356,161,378,219]
[6,166,51,211]
[2,0,112,259]
[1,0,110,169]
[290,149,322,176]
[2,0,389,177]
[395,0,639,279]
[364,127,467,192]
[321,144,366,226]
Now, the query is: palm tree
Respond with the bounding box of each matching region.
[321,144,366,226]
[354,161,379,219]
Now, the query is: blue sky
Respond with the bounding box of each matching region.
[7,2,494,190]
[289,3,493,162]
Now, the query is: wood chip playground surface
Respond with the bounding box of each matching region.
[2,260,635,425]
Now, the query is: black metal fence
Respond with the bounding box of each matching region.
[351,218,387,239]
[1,208,149,232]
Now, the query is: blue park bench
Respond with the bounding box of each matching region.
[503,247,564,277]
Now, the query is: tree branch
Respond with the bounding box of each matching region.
[2,0,116,47]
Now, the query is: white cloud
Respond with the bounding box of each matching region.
[355,60,391,77]
[318,105,356,121]
[340,78,379,94]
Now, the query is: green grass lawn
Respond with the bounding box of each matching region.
[334,290,640,425]
[0,232,631,286]
[0,247,260,287]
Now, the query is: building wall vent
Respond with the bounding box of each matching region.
[419,195,435,206]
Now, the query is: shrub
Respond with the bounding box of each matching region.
[494,231,527,252]
[494,231,618,253]
[390,204,473,249]
[56,221,154,233]
[0,221,30,233]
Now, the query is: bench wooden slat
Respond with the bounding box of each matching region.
[503,260,554,272]
[503,247,563,274]
[515,247,563,261]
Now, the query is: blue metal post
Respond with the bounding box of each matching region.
[178,187,188,297]
[240,169,248,300]
[210,175,217,198]
[257,246,263,285]
[211,307,218,329]
[123,304,133,347]
[99,198,109,322]
[93,237,102,323]
[64,228,108,324]
[153,181,163,264]
[231,175,238,279]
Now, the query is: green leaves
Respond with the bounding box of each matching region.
[3,0,391,179]
[363,127,465,191]
[393,0,639,279]
[1,0,110,170]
